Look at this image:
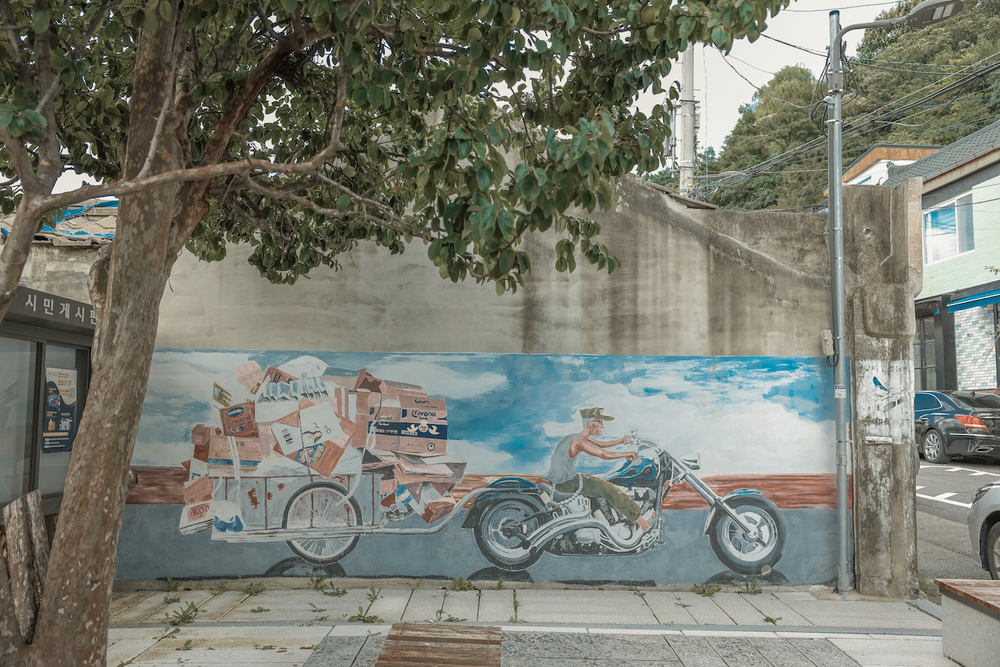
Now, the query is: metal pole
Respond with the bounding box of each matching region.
[827,10,851,594]
[679,46,696,196]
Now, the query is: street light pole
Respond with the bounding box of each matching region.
[826,0,964,594]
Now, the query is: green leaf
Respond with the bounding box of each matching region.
[282,0,297,13]
[159,1,172,22]
[498,210,514,238]
[499,248,516,275]
[0,108,12,129]
[336,194,351,211]
[31,10,48,34]
[711,25,729,49]
[23,109,46,128]
[576,152,593,176]
[476,166,491,190]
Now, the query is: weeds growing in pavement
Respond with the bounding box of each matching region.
[451,577,476,591]
[241,582,266,596]
[692,583,720,597]
[165,602,199,626]
[733,575,762,595]
[348,606,382,623]
[162,594,181,604]
[163,578,181,592]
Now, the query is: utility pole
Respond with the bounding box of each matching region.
[679,46,695,196]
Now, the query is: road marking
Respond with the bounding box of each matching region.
[916,492,972,508]
[916,486,924,490]
[919,464,1000,477]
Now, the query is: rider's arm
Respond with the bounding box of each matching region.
[570,437,638,461]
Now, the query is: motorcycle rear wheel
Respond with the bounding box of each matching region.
[474,497,544,571]
[708,495,785,576]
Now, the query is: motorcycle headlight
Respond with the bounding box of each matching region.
[973,482,1000,504]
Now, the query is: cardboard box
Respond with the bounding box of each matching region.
[394,436,446,455]
[263,366,298,385]
[401,396,447,422]
[190,424,212,447]
[220,402,257,437]
[207,436,234,476]
[234,437,263,474]
[421,497,458,523]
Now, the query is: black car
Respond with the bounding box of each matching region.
[915,391,1000,463]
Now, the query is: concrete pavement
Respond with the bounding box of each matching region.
[108,579,955,666]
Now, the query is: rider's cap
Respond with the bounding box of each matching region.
[580,407,614,422]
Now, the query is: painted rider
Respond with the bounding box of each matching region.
[542,407,650,531]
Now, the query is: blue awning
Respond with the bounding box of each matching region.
[947,288,1000,312]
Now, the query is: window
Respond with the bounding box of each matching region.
[914,316,936,390]
[914,393,941,411]
[0,338,36,505]
[924,193,974,263]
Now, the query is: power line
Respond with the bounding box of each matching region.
[784,1,901,12]
[759,33,827,58]
[721,56,813,109]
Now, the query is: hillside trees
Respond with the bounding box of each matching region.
[709,65,826,210]
[0,0,793,665]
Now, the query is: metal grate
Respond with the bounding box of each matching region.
[375,622,501,666]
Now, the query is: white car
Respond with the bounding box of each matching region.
[968,480,1000,578]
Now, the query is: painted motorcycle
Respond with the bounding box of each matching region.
[462,434,786,575]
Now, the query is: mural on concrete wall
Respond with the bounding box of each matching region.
[124,351,841,585]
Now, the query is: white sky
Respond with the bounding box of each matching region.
[56,1,897,193]
[639,0,896,158]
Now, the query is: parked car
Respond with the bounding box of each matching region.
[968,479,1000,579]
[914,390,1000,464]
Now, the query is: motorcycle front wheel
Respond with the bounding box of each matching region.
[473,497,544,571]
[708,495,785,575]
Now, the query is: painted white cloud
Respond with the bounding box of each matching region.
[365,359,508,399]
[542,420,578,438]
[563,378,835,475]
[445,439,515,474]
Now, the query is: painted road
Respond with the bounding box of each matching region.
[916,459,998,591]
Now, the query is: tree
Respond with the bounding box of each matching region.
[848,0,1000,147]
[0,0,790,664]
[709,64,825,210]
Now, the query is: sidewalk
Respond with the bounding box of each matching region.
[108,579,954,666]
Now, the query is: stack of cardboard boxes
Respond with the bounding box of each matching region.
[178,362,467,534]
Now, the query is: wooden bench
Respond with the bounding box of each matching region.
[935,579,1000,667]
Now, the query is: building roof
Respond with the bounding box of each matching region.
[0,199,116,247]
[884,119,1000,188]
[842,144,941,184]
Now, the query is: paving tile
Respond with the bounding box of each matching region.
[111,591,153,618]
[112,591,174,623]
[502,625,589,633]
[743,594,812,627]
[478,589,515,622]
[441,590,480,622]
[789,637,868,667]
[712,593,770,626]
[515,590,657,625]
[642,592,699,626]
[132,625,329,664]
[823,641,955,667]
[106,636,161,666]
[224,589,369,622]
[400,588,446,622]
[665,636,728,667]
[682,630,778,639]
[779,601,941,630]
[706,637,772,667]
[364,588,410,623]
[501,631,676,661]
[671,593,736,626]
[196,591,251,621]
[744,638,822,667]
[302,635,369,667]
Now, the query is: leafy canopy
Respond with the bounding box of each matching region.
[0,0,791,293]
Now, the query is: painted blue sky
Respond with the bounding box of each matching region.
[136,351,835,475]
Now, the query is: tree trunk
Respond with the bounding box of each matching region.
[4,4,186,665]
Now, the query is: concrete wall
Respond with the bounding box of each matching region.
[845,180,922,598]
[154,178,831,358]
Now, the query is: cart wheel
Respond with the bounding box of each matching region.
[282,481,362,564]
